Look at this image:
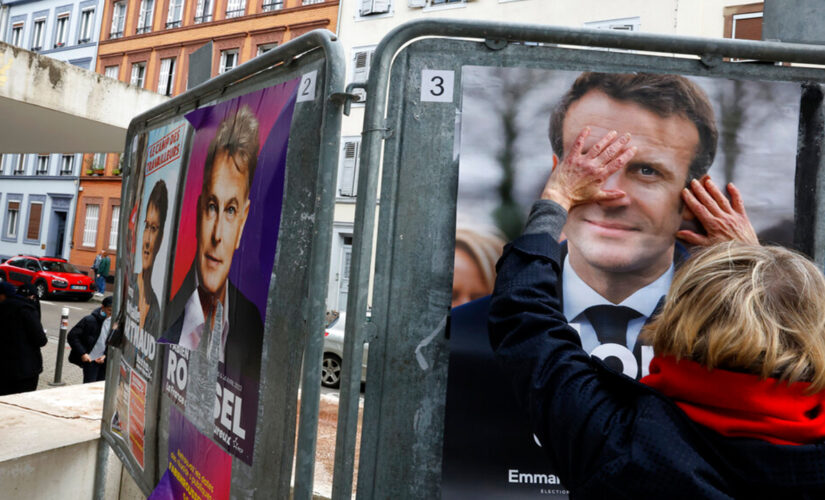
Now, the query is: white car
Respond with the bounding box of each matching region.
[322,312,369,388]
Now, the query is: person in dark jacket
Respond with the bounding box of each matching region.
[0,281,48,396]
[68,296,112,383]
[490,127,825,498]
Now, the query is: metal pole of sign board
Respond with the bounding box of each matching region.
[333,18,825,500]
[96,29,344,498]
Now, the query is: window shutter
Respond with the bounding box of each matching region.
[83,204,100,246]
[359,0,374,16]
[339,141,359,196]
[131,64,140,85]
[372,0,391,14]
[26,203,42,240]
[158,58,171,93]
[109,205,120,250]
[9,201,20,212]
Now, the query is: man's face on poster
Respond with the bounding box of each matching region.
[142,203,161,272]
[196,150,251,299]
[562,90,699,277]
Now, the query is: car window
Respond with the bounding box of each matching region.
[7,258,25,268]
[41,260,81,274]
[25,260,41,272]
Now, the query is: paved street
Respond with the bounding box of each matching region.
[36,297,101,390]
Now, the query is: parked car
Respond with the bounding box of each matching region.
[0,255,95,300]
[322,312,369,389]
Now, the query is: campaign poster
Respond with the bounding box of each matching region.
[441,66,802,498]
[129,368,147,470]
[148,407,233,500]
[160,79,299,464]
[122,121,187,382]
[111,361,132,438]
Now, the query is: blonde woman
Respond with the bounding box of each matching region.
[452,227,505,308]
[490,128,825,497]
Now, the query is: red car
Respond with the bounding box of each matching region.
[0,255,95,300]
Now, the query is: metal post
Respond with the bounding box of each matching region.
[49,307,69,386]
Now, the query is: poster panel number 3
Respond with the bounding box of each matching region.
[421,69,455,103]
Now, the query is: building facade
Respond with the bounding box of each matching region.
[0,0,106,261]
[327,0,765,313]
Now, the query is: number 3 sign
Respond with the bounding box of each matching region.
[421,69,455,103]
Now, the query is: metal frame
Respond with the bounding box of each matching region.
[335,19,825,499]
[97,29,345,499]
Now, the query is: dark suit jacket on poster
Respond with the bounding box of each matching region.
[441,241,689,499]
[161,266,263,381]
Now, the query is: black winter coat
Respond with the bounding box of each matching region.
[68,308,106,365]
[0,294,47,380]
[489,216,825,499]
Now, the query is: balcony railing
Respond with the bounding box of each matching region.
[165,20,181,28]
[225,8,244,18]
[109,31,123,39]
[136,26,151,34]
[262,0,283,11]
[194,14,212,23]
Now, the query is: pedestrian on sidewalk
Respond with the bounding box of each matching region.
[0,282,48,396]
[96,250,110,294]
[68,296,112,383]
[92,250,103,275]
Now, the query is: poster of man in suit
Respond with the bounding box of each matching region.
[161,80,300,464]
[442,66,802,498]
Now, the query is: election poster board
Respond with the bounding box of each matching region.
[106,120,189,473]
[158,79,299,467]
[440,66,802,498]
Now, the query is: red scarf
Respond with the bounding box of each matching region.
[641,356,825,445]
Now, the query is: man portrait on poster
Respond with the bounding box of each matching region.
[547,72,721,378]
[161,106,263,381]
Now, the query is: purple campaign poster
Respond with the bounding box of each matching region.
[160,79,299,464]
[149,407,233,500]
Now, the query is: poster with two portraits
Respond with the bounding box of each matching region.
[442,66,802,498]
[105,79,301,482]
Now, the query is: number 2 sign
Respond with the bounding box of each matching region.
[421,69,455,103]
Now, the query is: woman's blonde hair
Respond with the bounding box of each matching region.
[455,227,506,292]
[642,242,825,392]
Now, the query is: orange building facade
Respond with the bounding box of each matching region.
[70,0,338,279]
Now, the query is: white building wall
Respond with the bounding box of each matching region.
[326,0,764,310]
[1,0,106,262]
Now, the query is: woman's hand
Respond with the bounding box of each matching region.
[678,175,758,246]
[541,127,636,211]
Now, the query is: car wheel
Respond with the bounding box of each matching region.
[321,354,342,389]
[34,281,48,299]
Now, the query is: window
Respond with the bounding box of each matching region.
[137,0,155,34]
[36,155,49,175]
[194,0,213,23]
[257,43,277,56]
[60,155,74,175]
[82,204,99,246]
[338,139,360,197]
[110,1,126,38]
[302,0,325,4]
[11,24,23,46]
[350,47,374,102]
[32,19,45,50]
[166,0,183,27]
[358,0,391,17]
[92,153,106,171]
[219,49,238,73]
[5,201,20,239]
[13,155,25,175]
[157,57,176,96]
[337,235,352,311]
[261,0,283,12]
[585,16,641,32]
[78,9,94,43]
[225,0,246,18]
[104,65,119,79]
[26,202,43,241]
[131,62,146,88]
[109,205,120,249]
[54,14,69,47]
